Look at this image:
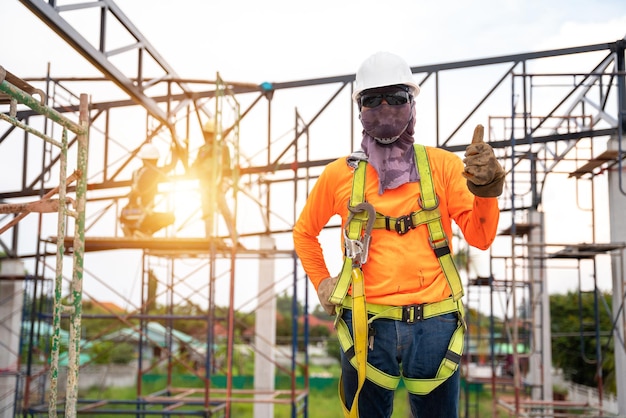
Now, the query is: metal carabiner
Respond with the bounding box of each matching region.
[343,229,364,259]
[345,202,376,265]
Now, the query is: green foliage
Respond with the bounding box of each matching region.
[326,337,342,363]
[274,291,334,350]
[146,269,158,313]
[148,301,207,338]
[276,314,294,344]
[311,304,334,320]
[276,291,303,317]
[309,324,330,339]
[81,300,128,340]
[89,341,135,364]
[550,291,614,392]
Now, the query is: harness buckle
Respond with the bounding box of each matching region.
[418,194,439,210]
[402,304,424,323]
[429,236,451,258]
[394,215,414,235]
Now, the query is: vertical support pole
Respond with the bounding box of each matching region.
[0,261,24,418]
[254,235,276,418]
[49,128,68,418]
[611,41,626,416]
[508,70,521,416]
[205,249,216,411]
[527,210,553,408]
[608,135,626,415]
[64,93,89,418]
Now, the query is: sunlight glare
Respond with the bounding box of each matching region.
[164,179,203,235]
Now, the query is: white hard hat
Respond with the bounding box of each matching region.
[352,51,421,101]
[202,119,217,134]
[137,143,160,160]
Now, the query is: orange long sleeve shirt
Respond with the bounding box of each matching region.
[293,146,500,306]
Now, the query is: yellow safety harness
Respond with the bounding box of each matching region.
[331,144,466,417]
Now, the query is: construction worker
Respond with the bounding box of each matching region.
[120,143,176,237]
[293,51,505,417]
[191,119,237,243]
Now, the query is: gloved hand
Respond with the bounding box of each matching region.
[317,276,339,315]
[462,124,505,197]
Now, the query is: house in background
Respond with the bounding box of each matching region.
[19,321,93,366]
[101,321,205,365]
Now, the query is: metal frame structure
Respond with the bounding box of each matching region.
[0,66,89,417]
[1,0,625,417]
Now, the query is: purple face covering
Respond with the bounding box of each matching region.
[360,102,413,144]
[360,102,419,194]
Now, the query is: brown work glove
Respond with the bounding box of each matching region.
[317,276,339,315]
[462,125,505,197]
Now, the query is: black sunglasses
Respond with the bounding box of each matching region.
[359,91,412,108]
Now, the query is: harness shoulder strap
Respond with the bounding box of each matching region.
[329,159,367,305]
[413,145,464,301]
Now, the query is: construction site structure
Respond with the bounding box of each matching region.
[1,1,625,417]
[0,66,90,417]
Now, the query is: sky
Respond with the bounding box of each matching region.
[2,0,626,316]
[4,1,626,83]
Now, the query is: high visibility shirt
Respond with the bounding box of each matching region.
[129,165,166,209]
[293,146,500,306]
[192,141,232,184]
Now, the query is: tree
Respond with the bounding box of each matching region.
[81,300,128,340]
[89,341,135,364]
[550,291,615,392]
[274,291,335,350]
[147,269,158,313]
[311,304,333,320]
[276,291,303,317]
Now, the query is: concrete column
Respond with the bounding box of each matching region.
[254,236,276,418]
[607,136,626,415]
[0,260,25,418]
[526,210,553,406]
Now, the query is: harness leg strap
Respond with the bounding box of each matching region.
[336,300,465,397]
[340,268,368,418]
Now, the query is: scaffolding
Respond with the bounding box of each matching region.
[0,66,89,417]
[4,70,309,416]
[464,68,626,415]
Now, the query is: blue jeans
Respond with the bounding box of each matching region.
[340,308,460,418]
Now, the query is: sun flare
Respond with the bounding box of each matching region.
[162,179,203,235]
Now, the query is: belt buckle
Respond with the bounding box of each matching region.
[394,215,414,235]
[402,304,424,323]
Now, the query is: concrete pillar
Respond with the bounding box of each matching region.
[607,136,626,415]
[526,210,553,407]
[0,260,25,418]
[254,236,276,418]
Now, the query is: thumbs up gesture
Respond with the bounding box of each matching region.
[462,125,505,197]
